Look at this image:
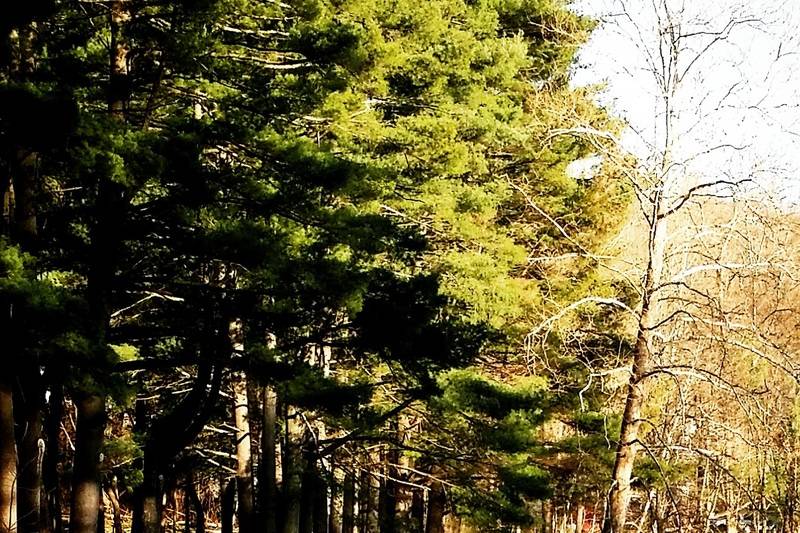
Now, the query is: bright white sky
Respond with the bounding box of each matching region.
[569,0,800,202]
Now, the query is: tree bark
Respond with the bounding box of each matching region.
[132,363,220,533]
[185,476,204,533]
[410,490,424,533]
[328,462,341,533]
[604,264,656,533]
[260,387,278,533]
[341,472,355,533]
[228,318,254,533]
[366,463,379,533]
[380,435,398,533]
[14,368,44,533]
[282,407,305,533]
[0,380,16,533]
[298,454,314,533]
[69,394,106,533]
[358,469,368,533]
[71,1,128,530]
[107,479,123,533]
[221,480,236,533]
[425,484,446,533]
[312,468,328,533]
[43,380,63,533]
[233,372,254,533]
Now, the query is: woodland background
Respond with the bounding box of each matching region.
[1,1,799,533]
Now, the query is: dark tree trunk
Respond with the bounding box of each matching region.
[380,440,398,533]
[71,1,128,530]
[0,380,16,533]
[358,469,369,533]
[328,463,341,533]
[134,461,162,533]
[260,387,278,533]
[221,480,236,533]
[283,408,305,533]
[425,485,446,533]
[185,475,204,533]
[69,394,106,533]
[366,461,379,533]
[604,278,655,533]
[299,455,314,533]
[132,363,220,533]
[14,367,44,533]
[107,479,123,533]
[43,381,63,533]
[341,472,355,533]
[313,469,328,533]
[410,490,424,533]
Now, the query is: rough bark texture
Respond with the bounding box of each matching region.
[298,454,314,533]
[282,407,305,533]
[328,463,342,533]
[0,381,16,533]
[232,372,254,533]
[227,318,254,533]
[380,432,399,533]
[186,476,205,533]
[69,394,106,533]
[425,484,446,533]
[366,463,379,533]
[132,364,220,533]
[107,480,123,533]
[221,480,236,533]
[43,381,63,533]
[14,368,44,533]
[71,2,128,531]
[604,253,657,533]
[410,490,424,533]
[341,472,355,533]
[260,387,278,533]
[312,469,328,533]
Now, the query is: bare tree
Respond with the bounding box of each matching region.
[521,1,800,531]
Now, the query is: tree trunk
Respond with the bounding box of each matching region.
[366,464,379,533]
[425,485,446,533]
[14,368,44,533]
[232,372,254,533]
[185,476,204,533]
[299,453,315,533]
[358,469,369,533]
[69,394,106,533]
[107,479,123,533]
[410,490,424,533]
[380,438,398,533]
[328,463,341,533]
[221,480,236,533]
[71,2,127,531]
[43,381,63,533]
[283,407,305,533]
[312,469,328,533]
[543,500,553,533]
[341,472,355,533]
[0,380,16,533]
[604,291,655,533]
[134,460,162,533]
[260,387,278,533]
